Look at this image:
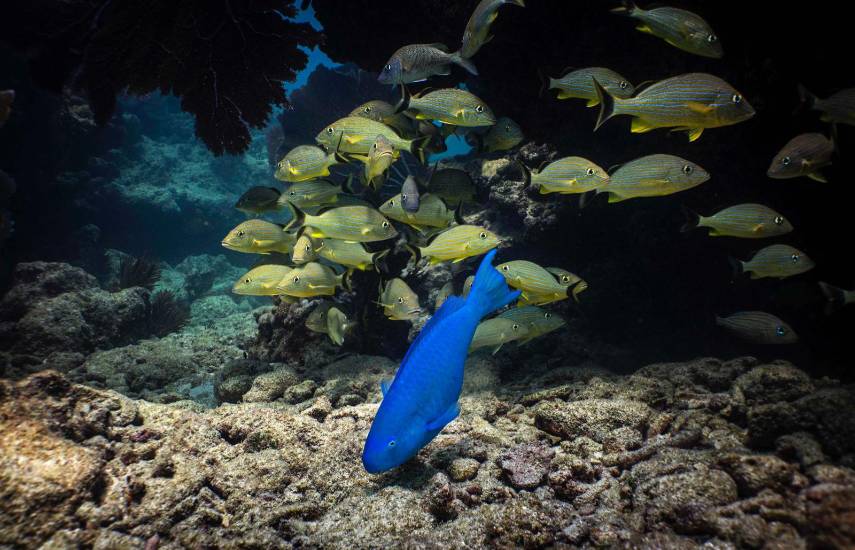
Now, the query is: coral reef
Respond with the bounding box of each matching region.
[1,357,854,547]
[147,291,190,338]
[1,0,321,155]
[117,254,161,291]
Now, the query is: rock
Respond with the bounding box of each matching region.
[534,398,652,442]
[284,379,318,404]
[776,432,826,468]
[448,458,480,482]
[734,362,814,406]
[305,395,332,421]
[242,367,300,403]
[639,469,738,532]
[214,359,272,404]
[804,483,855,549]
[718,453,797,496]
[498,442,555,489]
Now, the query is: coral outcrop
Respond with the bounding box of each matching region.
[2,356,853,548]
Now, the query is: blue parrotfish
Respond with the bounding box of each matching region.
[362,249,520,473]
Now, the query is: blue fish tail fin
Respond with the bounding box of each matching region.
[466,250,521,318]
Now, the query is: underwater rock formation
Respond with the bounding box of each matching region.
[1,356,853,547]
[1,0,321,155]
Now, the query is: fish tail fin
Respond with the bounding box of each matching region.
[341,269,353,292]
[405,243,422,266]
[450,50,478,74]
[466,250,521,319]
[283,201,306,232]
[341,173,356,195]
[593,78,616,131]
[610,0,638,15]
[453,201,466,225]
[372,248,391,273]
[408,135,431,165]
[728,256,744,278]
[578,191,594,209]
[819,281,845,314]
[680,205,700,233]
[395,84,411,114]
[714,315,725,327]
[516,160,532,187]
[797,83,817,111]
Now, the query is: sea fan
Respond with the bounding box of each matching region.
[148,290,190,338]
[118,255,161,291]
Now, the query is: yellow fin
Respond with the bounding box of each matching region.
[555,91,574,100]
[344,135,364,144]
[687,128,704,142]
[807,172,827,183]
[686,101,714,114]
[253,239,276,247]
[288,165,300,175]
[585,98,599,107]
[635,24,653,34]
[752,224,764,234]
[538,185,549,195]
[607,193,626,204]
[630,118,655,133]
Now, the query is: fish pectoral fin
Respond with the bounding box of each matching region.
[686,128,704,142]
[288,165,300,175]
[585,98,600,107]
[807,171,827,183]
[555,91,574,99]
[452,257,466,263]
[491,344,504,355]
[360,227,372,235]
[752,224,765,234]
[380,379,392,397]
[253,239,275,247]
[635,24,653,34]
[686,101,715,114]
[437,64,451,76]
[630,118,655,134]
[344,135,364,145]
[426,402,460,432]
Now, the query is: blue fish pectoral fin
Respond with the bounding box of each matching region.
[380,379,392,397]
[426,402,460,432]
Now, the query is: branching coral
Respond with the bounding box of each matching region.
[1,0,321,155]
[117,255,161,291]
[148,290,190,337]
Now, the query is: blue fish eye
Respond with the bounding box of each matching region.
[387,440,396,447]
[776,326,786,337]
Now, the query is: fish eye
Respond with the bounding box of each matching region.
[501,265,509,272]
[382,221,390,228]
[305,244,311,251]
[544,312,551,319]
[397,297,404,304]
[326,127,334,134]
[731,94,742,104]
[781,156,791,166]
[586,168,595,176]
[289,191,296,196]
[776,326,786,337]
[364,106,372,113]
[238,230,245,237]
[504,125,511,132]
[479,232,487,239]
[562,275,570,283]
[401,194,407,200]
[512,323,520,330]
[387,439,396,447]
[791,253,800,263]
[682,164,693,175]
[388,200,395,206]
[475,105,484,113]
[774,216,784,225]
[293,276,300,283]
[619,80,628,89]
[244,278,251,284]
[708,34,718,43]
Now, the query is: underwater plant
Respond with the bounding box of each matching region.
[0,0,321,155]
[147,290,190,338]
[117,255,161,291]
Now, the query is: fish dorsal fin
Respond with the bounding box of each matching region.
[607,163,624,174]
[268,187,282,195]
[633,79,656,94]
[426,402,459,431]
[428,43,450,52]
[397,296,467,375]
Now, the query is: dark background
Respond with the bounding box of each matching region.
[1,0,853,379]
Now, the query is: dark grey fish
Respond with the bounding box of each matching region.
[716,311,798,344]
[767,133,834,182]
[611,1,722,58]
[401,176,421,213]
[799,85,855,126]
[378,44,477,84]
[235,186,282,215]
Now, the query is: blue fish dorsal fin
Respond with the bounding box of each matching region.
[380,378,392,397]
[426,402,459,431]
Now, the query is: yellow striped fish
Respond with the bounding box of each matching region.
[469,318,530,354]
[221,220,296,254]
[498,306,565,343]
[545,267,588,303]
[767,133,834,182]
[497,260,570,305]
[520,156,609,195]
[284,203,398,243]
[597,154,709,203]
[326,307,353,345]
[733,244,815,280]
[349,100,417,137]
[315,116,424,158]
[594,73,754,142]
[277,179,347,209]
[275,145,342,183]
[547,67,634,106]
[378,278,422,321]
[434,281,455,311]
[408,225,501,264]
[482,117,524,152]
[292,234,318,264]
[380,192,457,228]
[232,265,294,296]
[461,0,526,58]
[682,204,793,239]
[306,302,334,333]
[462,275,475,297]
[397,87,496,127]
[276,262,350,297]
[611,2,722,59]
[316,238,389,271]
[716,311,798,344]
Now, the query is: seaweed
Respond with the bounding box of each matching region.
[0,0,322,155]
[148,290,190,337]
[118,255,161,291]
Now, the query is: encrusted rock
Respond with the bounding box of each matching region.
[448,458,480,482]
[498,442,555,489]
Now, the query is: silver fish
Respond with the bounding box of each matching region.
[378,43,477,84]
[401,176,421,213]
